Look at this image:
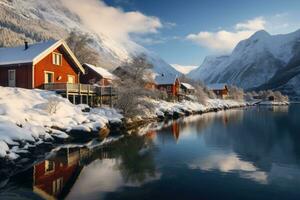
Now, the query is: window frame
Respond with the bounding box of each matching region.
[67,75,76,84]
[44,71,55,84]
[52,52,62,66]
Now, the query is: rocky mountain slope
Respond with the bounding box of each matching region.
[189,30,300,98]
[0,0,178,76]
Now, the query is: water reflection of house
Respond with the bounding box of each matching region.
[172,122,180,142]
[145,130,157,140]
[33,148,88,200]
[157,121,181,144]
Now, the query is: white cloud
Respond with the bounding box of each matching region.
[189,153,268,184]
[235,17,266,31]
[186,17,266,52]
[61,0,162,45]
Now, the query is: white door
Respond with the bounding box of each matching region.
[67,75,75,84]
[8,70,16,87]
[44,72,54,84]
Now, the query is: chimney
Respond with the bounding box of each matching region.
[24,41,29,50]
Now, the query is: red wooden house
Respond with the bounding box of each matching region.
[207,83,229,99]
[0,40,84,89]
[155,73,180,97]
[81,63,116,86]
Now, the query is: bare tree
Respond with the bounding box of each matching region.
[256,90,289,101]
[228,85,245,101]
[194,85,208,104]
[115,79,155,118]
[114,54,156,118]
[114,54,153,84]
[66,31,100,65]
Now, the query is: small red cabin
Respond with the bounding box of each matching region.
[81,63,116,86]
[0,40,84,89]
[155,73,180,97]
[207,83,229,99]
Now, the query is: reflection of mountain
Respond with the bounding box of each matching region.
[196,105,300,185]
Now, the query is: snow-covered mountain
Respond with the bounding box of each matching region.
[0,0,178,76]
[170,64,198,75]
[189,30,300,98]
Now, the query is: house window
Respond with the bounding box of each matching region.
[45,160,55,173]
[52,52,62,66]
[52,177,63,195]
[44,71,54,84]
[67,75,75,84]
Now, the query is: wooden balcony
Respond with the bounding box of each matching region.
[43,83,117,96]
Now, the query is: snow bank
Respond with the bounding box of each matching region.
[259,101,289,106]
[145,98,248,120]
[0,87,123,159]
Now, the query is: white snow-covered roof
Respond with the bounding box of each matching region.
[181,82,195,90]
[0,40,57,65]
[155,73,178,85]
[84,63,116,79]
[0,40,84,73]
[207,83,227,90]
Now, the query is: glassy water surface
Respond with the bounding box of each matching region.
[1,105,300,200]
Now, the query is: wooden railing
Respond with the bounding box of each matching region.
[44,83,117,96]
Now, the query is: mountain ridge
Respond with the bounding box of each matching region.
[188,29,300,98]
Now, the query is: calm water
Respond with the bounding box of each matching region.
[1,105,300,200]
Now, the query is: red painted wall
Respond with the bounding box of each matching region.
[0,64,33,88]
[34,159,79,198]
[34,48,79,88]
[157,79,180,97]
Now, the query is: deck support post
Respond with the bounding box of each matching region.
[100,87,103,107]
[91,95,94,107]
[73,94,75,104]
[110,87,113,108]
[87,85,90,106]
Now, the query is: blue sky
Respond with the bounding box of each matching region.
[103,0,300,66]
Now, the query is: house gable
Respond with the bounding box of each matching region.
[34,47,80,88]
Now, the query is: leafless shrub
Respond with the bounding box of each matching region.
[257,90,289,102]
[273,91,289,102]
[115,79,155,118]
[46,97,60,114]
[114,55,155,118]
[194,85,208,104]
[228,85,245,101]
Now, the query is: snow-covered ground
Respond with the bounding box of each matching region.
[0,87,122,160]
[150,99,248,119]
[258,101,290,106]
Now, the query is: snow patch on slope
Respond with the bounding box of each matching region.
[171,64,198,75]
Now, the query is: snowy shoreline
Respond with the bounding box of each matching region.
[0,87,288,161]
